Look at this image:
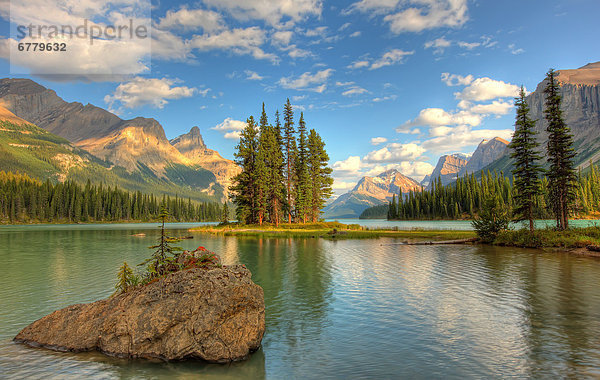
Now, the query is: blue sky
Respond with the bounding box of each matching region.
[1,0,599,194]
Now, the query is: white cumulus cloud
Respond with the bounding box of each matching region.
[424,37,452,54]
[363,142,425,163]
[190,27,277,62]
[278,69,334,93]
[157,7,224,32]
[441,72,474,86]
[104,77,197,110]
[332,156,362,175]
[383,0,468,33]
[455,77,520,101]
[370,49,414,70]
[401,108,482,128]
[245,70,264,80]
[371,137,388,145]
[211,118,247,139]
[201,0,322,26]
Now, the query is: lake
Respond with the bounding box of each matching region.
[1,223,599,378]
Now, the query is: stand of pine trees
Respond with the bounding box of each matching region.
[0,171,224,223]
[230,101,333,225]
[380,166,600,221]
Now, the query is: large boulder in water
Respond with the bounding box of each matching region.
[14,265,265,363]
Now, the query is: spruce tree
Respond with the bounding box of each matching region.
[544,68,577,230]
[230,116,259,224]
[222,202,229,223]
[388,194,397,220]
[256,105,270,224]
[283,99,296,223]
[307,129,333,222]
[294,112,311,223]
[510,86,544,232]
[143,204,182,278]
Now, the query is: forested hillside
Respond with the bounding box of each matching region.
[360,167,600,220]
[0,171,223,223]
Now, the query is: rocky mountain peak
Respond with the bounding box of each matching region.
[376,169,399,178]
[458,137,509,177]
[428,153,469,188]
[324,169,421,218]
[122,117,168,141]
[170,126,207,152]
[557,61,600,86]
[0,78,49,96]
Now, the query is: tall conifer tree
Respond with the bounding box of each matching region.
[295,112,311,223]
[230,116,259,224]
[283,99,296,223]
[307,129,333,222]
[544,69,577,230]
[510,86,544,232]
[255,104,270,224]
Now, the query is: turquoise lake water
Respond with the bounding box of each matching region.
[0,222,599,378]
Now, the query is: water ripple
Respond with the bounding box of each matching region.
[1,228,599,379]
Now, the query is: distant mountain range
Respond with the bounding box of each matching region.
[332,62,600,219]
[326,139,508,218]
[0,78,239,202]
[323,169,421,219]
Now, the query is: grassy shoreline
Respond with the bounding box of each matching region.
[189,222,600,257]
[189,222,476,240]
[493,227,600,249]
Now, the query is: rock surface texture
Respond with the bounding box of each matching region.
[14,265,265,363]
[427,153,469,188]
[458,137,509,177]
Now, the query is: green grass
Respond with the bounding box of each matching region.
[494,227,600,248]
[189,222,476,240]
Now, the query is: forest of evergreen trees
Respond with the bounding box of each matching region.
[362,68,596,231]
[0,171,224,223]
[230,100,333,225]
[363,166,600,221]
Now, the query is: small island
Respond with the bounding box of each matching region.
[14,207,266,363]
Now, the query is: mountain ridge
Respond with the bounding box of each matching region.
[0,78,240,200]
[0,109,220,203]
[323,169,421,218]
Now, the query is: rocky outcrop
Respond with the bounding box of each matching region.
[323,169,421,218]
[0,105,33,125]
[458,137,509,177]
[527,63,600,167]
[171,127,241,195]
[485,62,600,174]
[170,126,207,152]
[14,265,265,363]
[428,153,469,188]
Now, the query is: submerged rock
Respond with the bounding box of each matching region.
[14,265,265,363]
